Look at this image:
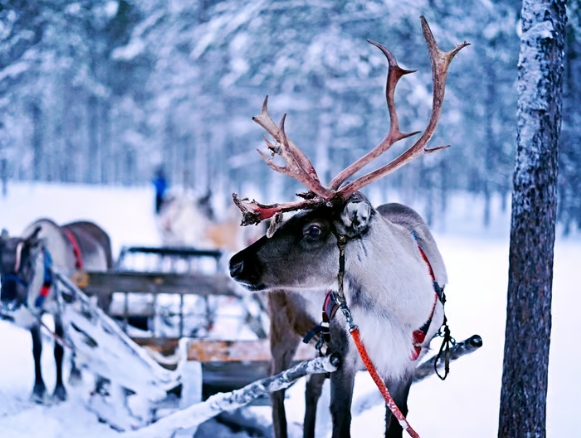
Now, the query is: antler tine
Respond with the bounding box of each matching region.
[233,193,325,226]
[328,40,418,191]
[253,97,333,199]
[337,16,470,200]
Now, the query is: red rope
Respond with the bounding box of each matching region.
[351,327,420,438]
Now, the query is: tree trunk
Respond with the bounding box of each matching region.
[498,1,566,437]
[483,61,496,228]
[100,101,112,185]
[30,101,43,181]
[87,95,99,184]
[1,158,7,197]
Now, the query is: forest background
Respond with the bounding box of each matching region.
[1,0,580,233]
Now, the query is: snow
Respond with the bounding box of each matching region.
[0,182,580,437]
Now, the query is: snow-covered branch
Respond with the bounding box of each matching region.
[123,355,338,438]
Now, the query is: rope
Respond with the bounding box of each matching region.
[351,327,420,438]
[334,233,420,438]
[37,317,74,351]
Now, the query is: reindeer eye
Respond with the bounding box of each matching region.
[304,224,323,239]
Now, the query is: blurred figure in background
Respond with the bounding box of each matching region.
[152,167,168,214]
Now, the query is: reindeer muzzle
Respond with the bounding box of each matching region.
[228,253,264,291]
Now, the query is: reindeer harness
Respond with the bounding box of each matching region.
[2,246,54,310]
[64,229,84,270]
[35,249,54,309]
[304,231,452,367]
[302,230,455,438]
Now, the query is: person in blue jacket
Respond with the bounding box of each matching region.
[152,167,168,214]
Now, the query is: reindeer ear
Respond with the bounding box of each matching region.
[25,226,42,245]
[337,194,373,237]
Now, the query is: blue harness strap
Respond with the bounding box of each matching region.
[34,249,53,309]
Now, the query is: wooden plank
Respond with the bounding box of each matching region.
[116,246,223,270]
[132,337,315,399]
[132,337,180,357]
[78,271,237,297]
[187,339,315,363]
[121,246,222,259]
[131,338,317,364]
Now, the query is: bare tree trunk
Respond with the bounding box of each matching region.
[1,158,7,197]
[87,95,99,184]
[498,1,566,437]
[100,101,111,184]
[30,101,43,181]
[483,62,496,228]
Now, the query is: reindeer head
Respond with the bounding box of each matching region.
[0,226,42,309]
[230,192,375,291]
[229,17,468,291]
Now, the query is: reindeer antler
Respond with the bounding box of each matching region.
[253,96,334,200]
[233,17,469,226]
[328,41,419,191]
[336,17,470,199]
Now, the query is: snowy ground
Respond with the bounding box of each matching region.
[0,182,580,437]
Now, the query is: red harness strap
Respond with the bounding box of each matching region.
[64,229,83,270]
[310,243,442,361]
[39,283,51,298]
[411,245,440,361]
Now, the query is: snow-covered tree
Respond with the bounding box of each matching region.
[1,0,580,230]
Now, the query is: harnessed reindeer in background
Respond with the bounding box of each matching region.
[157,189,265,253]
[156,190,215,248]
[229,18,468,438]
[0,219,113,403]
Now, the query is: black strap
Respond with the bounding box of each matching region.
[434,318,456,380]
[433,281,446,304]
[303,325,323,344]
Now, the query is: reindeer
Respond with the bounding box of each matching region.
[156,190,215,247]
[0,219,113,403]
[156,190,263,253]
[229,18,468,438]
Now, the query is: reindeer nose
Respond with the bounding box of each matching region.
[229,258,244,279]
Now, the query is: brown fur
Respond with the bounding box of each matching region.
[268,291,326,438]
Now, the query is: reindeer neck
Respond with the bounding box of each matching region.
[341,217,435,329]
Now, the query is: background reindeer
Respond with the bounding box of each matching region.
[155,189,215,247]
[156,189,263,253]
[229,17,468,438]
[0,218,113,403]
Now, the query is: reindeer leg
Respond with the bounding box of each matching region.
[269,292,302,438]
[30,324,47,403]
[384,374,412,438]
[270,335,300,438]
[303,372,326,438]
[329,366,355,438]
[329,327,355,438]
[52,316,67,401]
